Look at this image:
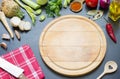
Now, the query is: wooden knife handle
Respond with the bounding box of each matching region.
[19,73,28,79]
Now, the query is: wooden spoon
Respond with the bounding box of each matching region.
[70,0,85,12]
[97,61,118,79]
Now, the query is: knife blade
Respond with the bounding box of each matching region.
[0,57,28,79]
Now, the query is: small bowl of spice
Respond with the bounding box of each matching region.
[70,0,85,12]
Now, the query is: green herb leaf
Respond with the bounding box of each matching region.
[45,0,62,17]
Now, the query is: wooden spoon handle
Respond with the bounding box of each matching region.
[19,73,28,79]
[97,72,105,79]
[81,0,85,3]
[74,0,85,3]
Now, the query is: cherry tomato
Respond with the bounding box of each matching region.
[86,0,98,8]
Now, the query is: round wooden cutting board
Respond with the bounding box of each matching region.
[39,15,107,76]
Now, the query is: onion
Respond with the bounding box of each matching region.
[100,0,110,9]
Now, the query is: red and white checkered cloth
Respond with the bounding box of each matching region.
[0,45,45,79]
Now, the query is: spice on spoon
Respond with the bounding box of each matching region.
[70,1,82,12]
[70,0,85,12]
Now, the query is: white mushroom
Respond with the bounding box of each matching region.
[18,21,25,31]
[24,21,32,31]
[10,17,21,27]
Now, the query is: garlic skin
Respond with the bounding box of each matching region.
[10,17,21,27]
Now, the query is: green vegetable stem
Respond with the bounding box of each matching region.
[35,9,42,15]
[37,0,48,5]
[63,0,72,8]
[21,0,40,10]
[39,15,46,22]
[16,9,24,19]
[15,0,36,24]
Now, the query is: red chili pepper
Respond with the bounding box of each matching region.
[104,17,117,43]
[106,23,117,43]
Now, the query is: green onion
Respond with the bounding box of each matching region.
[21,0,40,10]
[15,0,36,24]
[63,0,72,8]
[34,9,42,15]
[39,15,46,22]
[37,0,48,5]
[63,0,68,8]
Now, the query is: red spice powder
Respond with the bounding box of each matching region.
[70,2,81,11]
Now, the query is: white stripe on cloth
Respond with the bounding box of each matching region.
[10,51,20,67]
[19,47,40,79]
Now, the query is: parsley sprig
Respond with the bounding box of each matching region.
[45,0,62,17]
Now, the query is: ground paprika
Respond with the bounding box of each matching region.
[70,1,82,12]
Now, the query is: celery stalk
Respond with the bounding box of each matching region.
[39,15,46,22]
[63,0,72,8]
[24,6,36,24]
[63,0,68,8]
[22,0,40,10]
[15,0,36,24]
[67,0,71,4]
[35,9,42,15]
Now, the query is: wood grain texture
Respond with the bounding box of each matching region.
[39,15,107,76]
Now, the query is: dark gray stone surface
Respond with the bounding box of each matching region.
[0,0,120,79]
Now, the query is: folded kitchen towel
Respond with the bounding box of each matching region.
[0,45,45,79]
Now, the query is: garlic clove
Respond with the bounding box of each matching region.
[0,42,7,49]
[2,34,10,40]
[14,30,21,40]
